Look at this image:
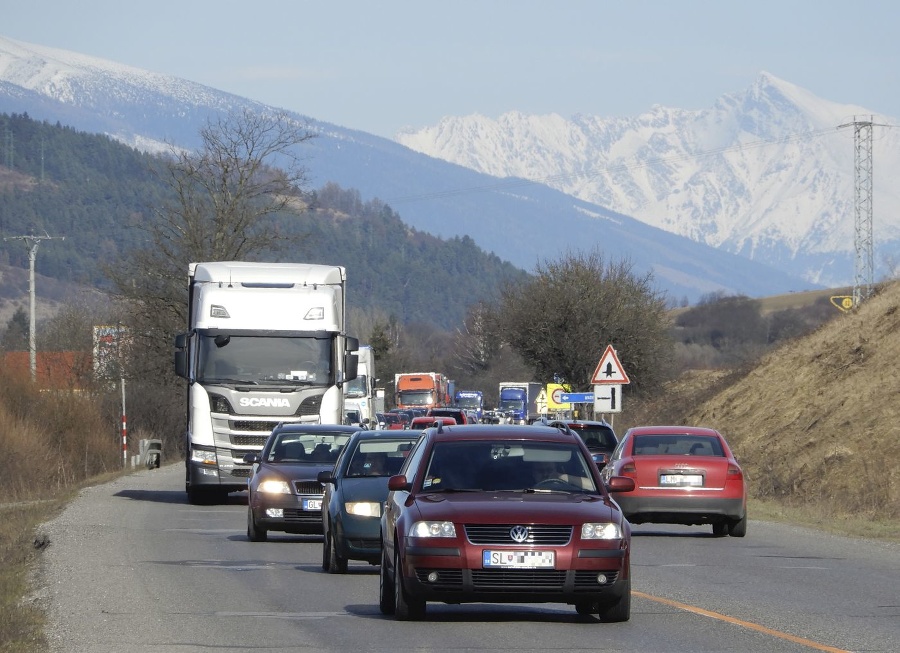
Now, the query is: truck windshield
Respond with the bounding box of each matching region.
[498,399,524,410]
[398,390,434,407]
[343,374,367,398]
[457,396,481,409]
[197,334,333,385]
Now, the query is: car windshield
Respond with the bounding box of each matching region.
[422,441,597,493]
[632,434,724,456]
[345,438,419,478]
[263,430,353,464]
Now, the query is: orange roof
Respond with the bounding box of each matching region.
[2,351,92,390]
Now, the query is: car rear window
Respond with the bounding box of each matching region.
[570,425,617,449]
[632,434,724,457]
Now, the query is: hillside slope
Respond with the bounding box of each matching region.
[645,281,900,520]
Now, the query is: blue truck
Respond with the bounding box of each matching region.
[454,389,484,422]
[497,382,543,424]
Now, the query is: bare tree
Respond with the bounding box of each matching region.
[106,108,316,377]
[497,250,673,395]
[453,301,503,375]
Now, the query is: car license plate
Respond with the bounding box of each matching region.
[302,498,322,511]
[482,550,555,568]
[660,474,703,486]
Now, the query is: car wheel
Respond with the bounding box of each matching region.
[393,547,425,620]
[378,545,395,615]
[597,580,631,623]
[247,506,267,542]
[728,513,748,537]
[712,521,729,537]
[327,529,348,574]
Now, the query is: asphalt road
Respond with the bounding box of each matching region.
[34,463,899,653]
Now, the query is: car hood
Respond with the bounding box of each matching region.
[411,491,622,524]
[338,477,391,503]
[257,461,334,481]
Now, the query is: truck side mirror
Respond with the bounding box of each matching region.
[344,353,359,382]
[174,332,189,379]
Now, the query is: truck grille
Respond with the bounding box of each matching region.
[231,435,270,446]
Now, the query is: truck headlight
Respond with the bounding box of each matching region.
[191,447,217,465]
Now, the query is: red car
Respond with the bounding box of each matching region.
[410,416,457,429]
[379,423,635,621]
[600,425,747,537]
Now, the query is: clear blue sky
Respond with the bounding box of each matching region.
[2,1,898,138]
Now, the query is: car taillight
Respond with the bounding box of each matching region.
[726,463,743,480]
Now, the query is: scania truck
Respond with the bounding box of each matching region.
[394,372,450,411]
[454,389,485,422]
[174,261,358,504]
[497,382,543,424]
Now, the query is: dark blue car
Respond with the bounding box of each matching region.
[318,429,422,572]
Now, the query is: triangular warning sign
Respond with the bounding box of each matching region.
[591,345,630,384]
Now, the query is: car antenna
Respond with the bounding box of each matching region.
[436,421,444,433]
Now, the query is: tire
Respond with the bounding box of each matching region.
[326,529,347,574]
[187,485,210,505]
[728,513,748,537]
[379,546,395,615]
[597,580,631,623]
[393,548,425,620]
[247,506,267,542]
[712,521,729,537]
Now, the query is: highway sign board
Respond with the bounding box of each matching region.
[560,392,594,403]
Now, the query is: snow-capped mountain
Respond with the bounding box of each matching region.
[0,35,820,303]
[397,73,900,287]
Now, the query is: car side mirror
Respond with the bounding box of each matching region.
[606,476,635,493]
[243,452,261,464]
[387,475,410,492]
[317,470,335,485]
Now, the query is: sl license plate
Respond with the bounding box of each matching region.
[660,474,703,486]
[482,550,555,568]
[302,498,322,510]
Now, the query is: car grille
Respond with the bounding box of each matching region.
[412,568,620,593]
[282,509,321,523]
[464,524,573,546]
[471,569,567,590]
[294,481,324,495]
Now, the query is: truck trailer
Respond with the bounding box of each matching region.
[174,261,358,504]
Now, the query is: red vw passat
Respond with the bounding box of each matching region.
[379,424,635,621]
[600,425,747,537]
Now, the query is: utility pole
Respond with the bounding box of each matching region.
[838,116,888,308]
[3,232,66,382]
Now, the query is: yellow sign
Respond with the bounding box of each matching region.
[830,295,854,312]
[547,383,571,410]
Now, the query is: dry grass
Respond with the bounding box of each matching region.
[0,370,124,653]
[626,281,900,538]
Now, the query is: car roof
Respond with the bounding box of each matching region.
[353,429,421,440]
[625,425,721,437]
[426,424,580,444]
[272,423,359,434]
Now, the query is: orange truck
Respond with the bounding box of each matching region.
[394,372,451,411]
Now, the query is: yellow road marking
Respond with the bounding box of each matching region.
[633,591,850,653]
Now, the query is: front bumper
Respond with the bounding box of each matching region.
[251,493,324,534]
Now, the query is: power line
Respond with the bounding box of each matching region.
[2,232,66,382]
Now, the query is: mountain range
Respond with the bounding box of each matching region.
[398,72,900,288]
[0,35,837,303]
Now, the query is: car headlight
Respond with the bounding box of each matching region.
[581,522,623,540]
[345,501,381,517]
[410,521,456,537]
[258,479,291,494]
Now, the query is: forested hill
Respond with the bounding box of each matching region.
[0,112,530,329]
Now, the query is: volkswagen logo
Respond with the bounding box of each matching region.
[509,525,530,543]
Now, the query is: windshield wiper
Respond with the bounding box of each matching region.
[201,377,258,385]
